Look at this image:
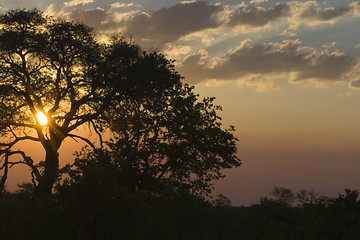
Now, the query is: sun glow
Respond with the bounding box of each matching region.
[36,111,48,126]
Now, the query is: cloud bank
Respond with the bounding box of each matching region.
[178,39,356,86]
[43,0,360,90]
[45,1,360,43]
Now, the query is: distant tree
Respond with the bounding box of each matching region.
[332,189,359,208]
[271,187,295,206]
[0,9,240,196]
[260,186,295,207]
[296,189,320,206]
[213,194,232,207]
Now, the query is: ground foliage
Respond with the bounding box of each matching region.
[1,177,360,240]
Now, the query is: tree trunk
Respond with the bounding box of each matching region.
[35,147,59,195]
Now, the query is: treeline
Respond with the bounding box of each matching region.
[1,176,360,239]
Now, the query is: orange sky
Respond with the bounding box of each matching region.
[2,0,360,205]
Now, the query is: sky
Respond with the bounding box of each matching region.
[1,0,360,206]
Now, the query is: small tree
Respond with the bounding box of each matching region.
[271,187,295,206]
[213,194,232,207]
[296,189,320,206]
[0,9,240,196]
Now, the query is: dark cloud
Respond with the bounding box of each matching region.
[123,1,223,43]
[67,8,119,31]
[178,39,356,85]
[350,79,360,88]
[296,1,352,22]
[44,1,359,48]
[226,3,290,27]
[44,4,125,32]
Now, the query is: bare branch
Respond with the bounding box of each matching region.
[68,133,99,153]
[48,64,64,114]
[0,155,9,192]
[0,135,40,149]
[90,119,103,149]
[0,150,41,191]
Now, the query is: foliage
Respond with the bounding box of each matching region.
[2,183,360,239]
[213,193,232,207]
[0,9,103,194]
[0,9,240,196]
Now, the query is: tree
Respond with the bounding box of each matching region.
[61,40,240,196]
[0,9,240,196]
[213,194,232,207]
[296,189,320,206]
[0,9,104,195]
[260,187,295,207]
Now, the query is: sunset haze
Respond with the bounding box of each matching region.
[1,0,360,205]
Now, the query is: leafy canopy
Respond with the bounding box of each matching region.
[0,9,240,195]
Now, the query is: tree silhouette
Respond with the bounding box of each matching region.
[0,9,240,196]
[0,9,110,194]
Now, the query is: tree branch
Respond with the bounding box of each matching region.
[90,119,103,149]
[0,150,41,190]
[68,133,99,153]
[0,135,40,149]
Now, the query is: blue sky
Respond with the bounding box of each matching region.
[2,0,360,205]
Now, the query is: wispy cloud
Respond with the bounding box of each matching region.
[299,3,351,21]
[44,3,138,33]
[250,0,268,3]
[178,39,356,87]
[225,2,290,28]
[64,0,93,7]
[110,2,139,9]
[122,1,223,45]
[289,1,355,29]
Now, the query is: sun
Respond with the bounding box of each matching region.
[36,111,48,126]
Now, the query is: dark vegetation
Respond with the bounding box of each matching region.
[1,183,360,239]
[0,9,239,196]
[1,9,359,240]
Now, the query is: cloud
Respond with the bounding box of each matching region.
[44,1,360,50]
[64,0,94,7]
[250,0,268,3]
[178,39,356,86]
[291,1,353,26]
[351,2,360,16]
[122,1,223,44]
[44,4,137,33]
[350,79,360,89]
[110,3,136,9]
[45,1,223,47]
[348,63,360,89]
[225,2,290,27]
[222,1,357,32]
[163,43,193,60]
[350,79,360,88]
